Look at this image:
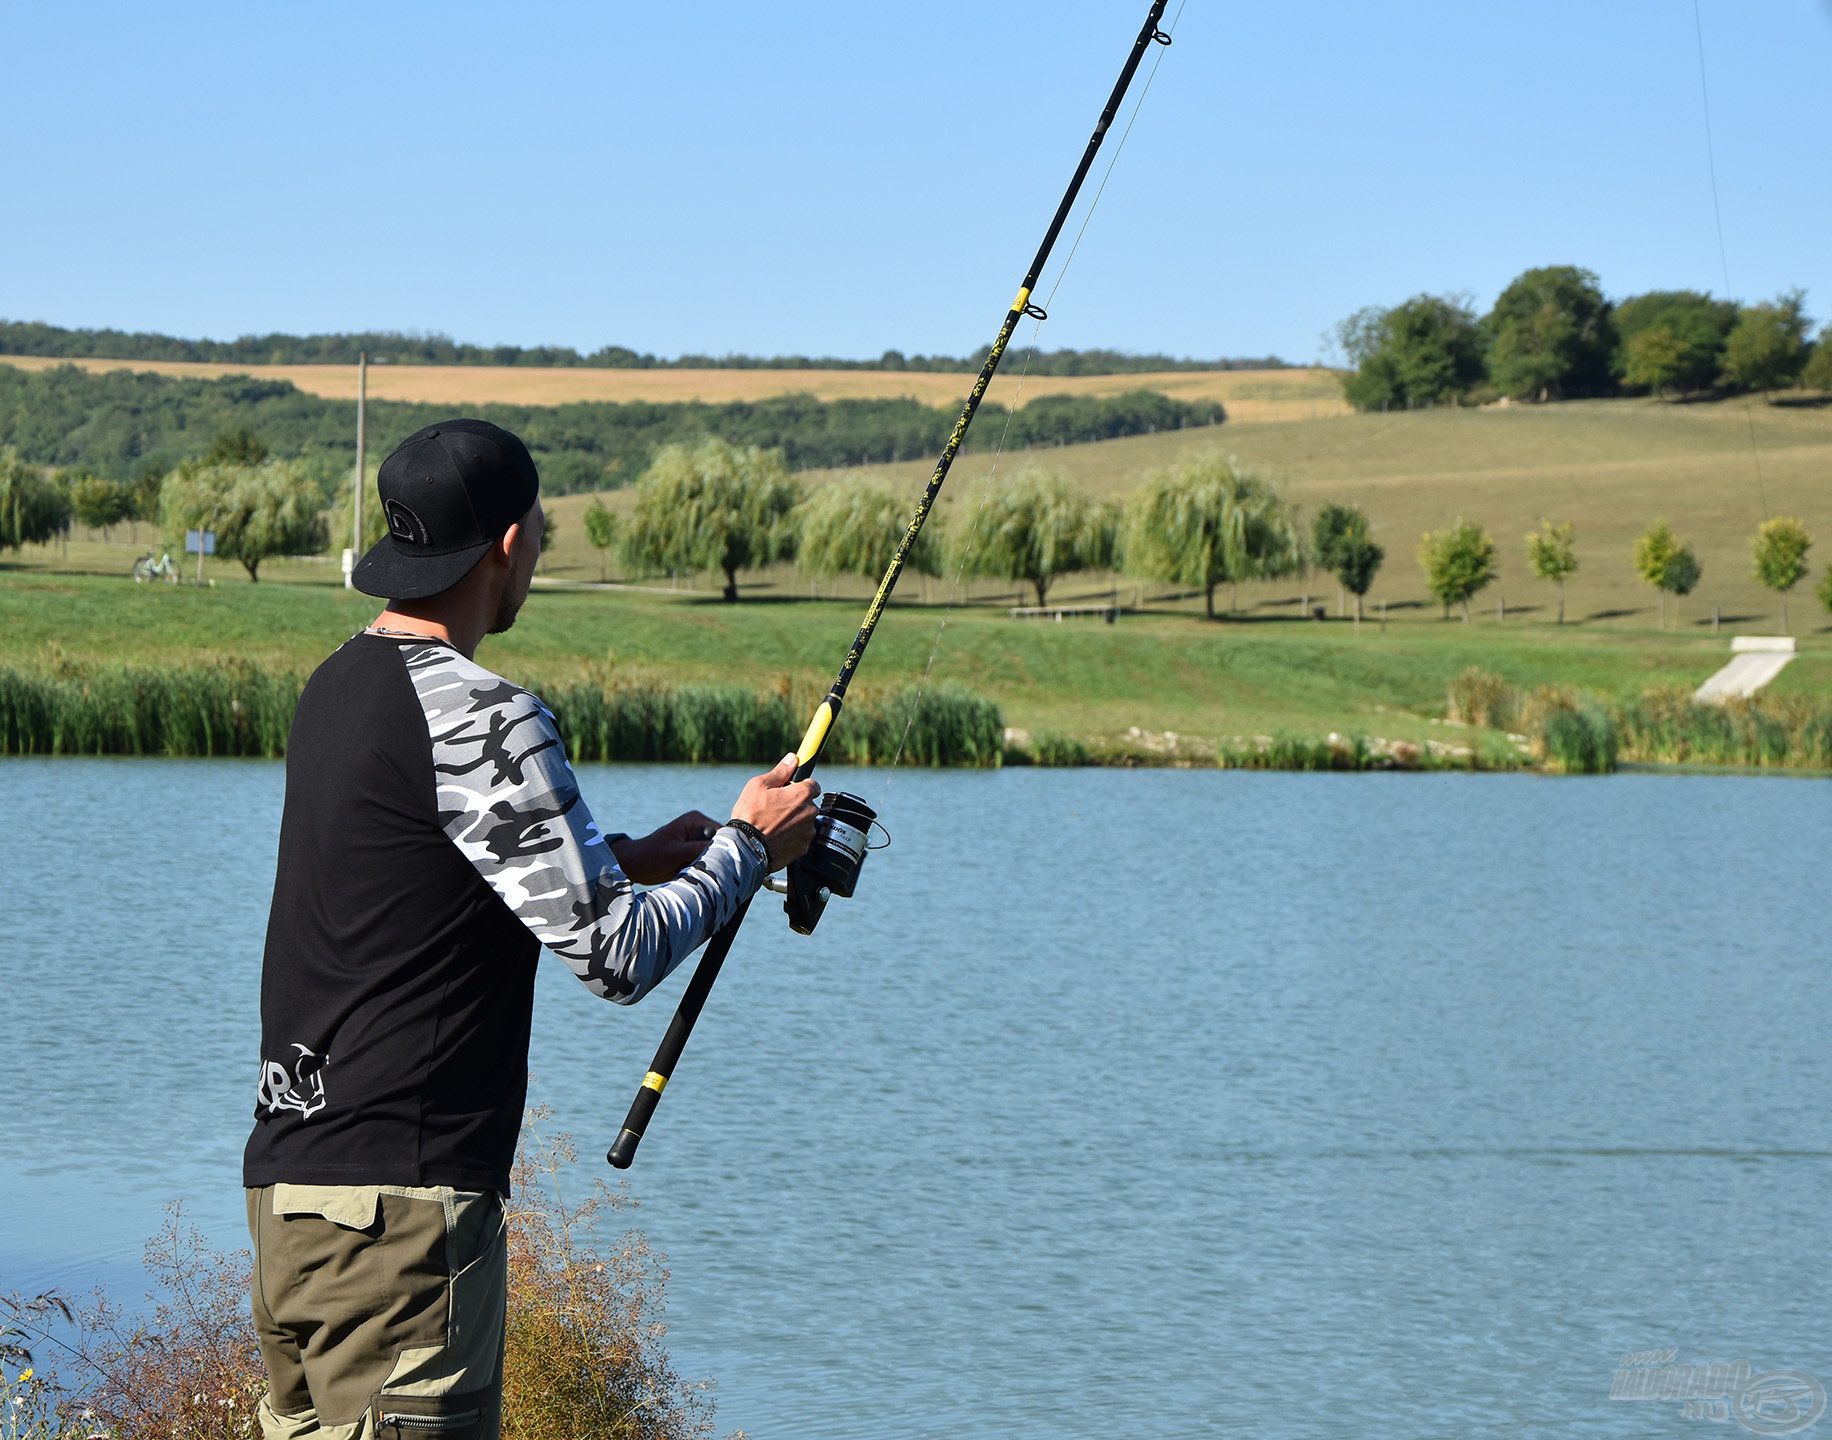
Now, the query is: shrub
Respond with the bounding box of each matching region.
[1537,702,1619,774]
[1446,666,1519,729]
[0,1122,715,1440]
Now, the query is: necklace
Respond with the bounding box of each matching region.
[364,624,449,644]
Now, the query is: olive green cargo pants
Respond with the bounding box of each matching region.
[245,1184,507,1440]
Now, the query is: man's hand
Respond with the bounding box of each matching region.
[731,753,821,870]
[612,810,722,885]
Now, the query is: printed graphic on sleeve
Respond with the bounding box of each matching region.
[401,643,761,1003]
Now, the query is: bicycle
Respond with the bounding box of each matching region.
[132,551,180,584]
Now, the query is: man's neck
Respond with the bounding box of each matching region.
[371,607,481,660]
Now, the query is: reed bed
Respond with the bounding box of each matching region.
[0,662,1005,767]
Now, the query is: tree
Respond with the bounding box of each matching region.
[1311,502,1365,615]
[1483,265,1617,401]
[1334,533,1384,629]
[1632,520,1701,628]
[0,449,72,550]
[1750,516,1812,632]
[1309,502,1384,622]
[1612,289,1738,394]
[953,467,1115,608]
[1337,294,1485,411]
[159,459,329,582]
[1418,519,1497,621]
[202,427,270,466]
[1816,564,1832,619]
[1122,454,1301,618]
[623,439,800,602]
[1800,335,1832,393]
[582,496,617,582]
[796,478,940,588]
[68,470,134,540]
[1719,292,1811,396]
[1525,519,1578,623]
[1620,327,1691,397]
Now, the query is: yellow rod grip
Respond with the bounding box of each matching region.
[642,1071,668,1094]
[796,701,836,767]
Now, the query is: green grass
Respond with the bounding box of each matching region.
[6,394,1828,766]
[3,569,1825,761]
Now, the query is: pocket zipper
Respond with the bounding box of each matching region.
[379,1409,481,1434]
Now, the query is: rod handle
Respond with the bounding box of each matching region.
[607,1073,666,1168]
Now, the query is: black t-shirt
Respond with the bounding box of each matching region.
[243,631,763,1195]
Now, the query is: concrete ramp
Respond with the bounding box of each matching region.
[1694,636,1796,703]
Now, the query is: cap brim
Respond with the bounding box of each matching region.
[350,534,495,600]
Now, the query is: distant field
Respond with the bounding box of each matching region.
[0,353,1347,423]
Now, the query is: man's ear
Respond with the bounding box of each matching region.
[494,522,521,568]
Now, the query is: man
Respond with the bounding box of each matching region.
[242,418,818,1439]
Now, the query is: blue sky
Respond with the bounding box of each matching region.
[2,1,1826,363]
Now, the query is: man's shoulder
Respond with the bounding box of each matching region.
[400,643,551,730]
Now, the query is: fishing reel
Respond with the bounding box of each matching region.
[765,791,881,935]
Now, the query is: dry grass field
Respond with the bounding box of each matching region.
[0,353,1348,422]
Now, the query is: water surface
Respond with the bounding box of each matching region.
[2,761,1827,1437]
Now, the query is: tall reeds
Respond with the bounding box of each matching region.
[0,663,1005,768]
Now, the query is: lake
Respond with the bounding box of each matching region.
[2,760,1828,1438]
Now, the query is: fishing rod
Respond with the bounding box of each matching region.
[609,0,1175,1169]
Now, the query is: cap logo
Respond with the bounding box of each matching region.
[385,499,430,546]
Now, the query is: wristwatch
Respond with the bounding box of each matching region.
[724,820,771,869]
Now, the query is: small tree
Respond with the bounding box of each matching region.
[1335,533,1384,629]
[796,478,940,589]
[582,495,617,581]
[67,470,134,541]
[1632,519,1702,628]
[0,449,72,551]
[1525,519,1578,623]
[1719,292,1811,397]
[160,459,329,582]
[1751,516,1812,632]
[954,467,1114,608]
[1418,519,1497,621]
[1123,454,1301,618]
[1312,502,1366,615]
[623,439,800,602]
[1815,564,1832,619]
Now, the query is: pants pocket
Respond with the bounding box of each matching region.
[372,1386,491,1438]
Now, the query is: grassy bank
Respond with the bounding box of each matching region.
[3,571,1825,768]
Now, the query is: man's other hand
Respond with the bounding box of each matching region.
[613,810,722,884]
[731,753,821,869]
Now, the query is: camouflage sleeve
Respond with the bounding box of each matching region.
[401,642,763,1004]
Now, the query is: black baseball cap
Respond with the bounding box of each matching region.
[351,419,540,600]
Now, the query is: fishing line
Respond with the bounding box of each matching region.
[880,0,1190,786]
[1691,0,1769,521]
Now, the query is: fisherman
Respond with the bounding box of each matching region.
[241,418,819,1439]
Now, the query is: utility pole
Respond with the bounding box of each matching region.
[348,351,367,588]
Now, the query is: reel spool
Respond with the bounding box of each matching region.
[781,791,879,935]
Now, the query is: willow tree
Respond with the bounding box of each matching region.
[160,459,328,582]
[1123,454,1301,618]
[950,467,1114,608]
[0,450,71,551]
[796,478,940,590]
[622,439,800,602]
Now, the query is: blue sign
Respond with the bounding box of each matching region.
[185,529,216,556]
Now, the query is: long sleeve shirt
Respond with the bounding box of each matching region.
[243,631,763,1194]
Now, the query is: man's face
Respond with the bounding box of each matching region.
[490,499,544,634]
